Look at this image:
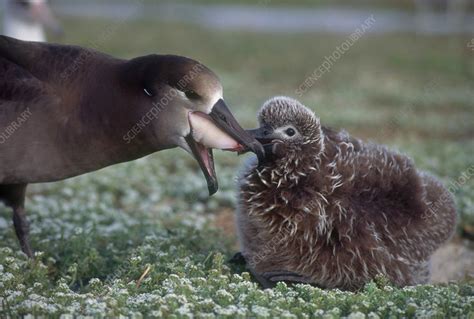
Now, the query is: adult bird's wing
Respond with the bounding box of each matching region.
[0,36,128,184]
[0,35,69,129]
[0,36,73,184]
[0,52,56,125]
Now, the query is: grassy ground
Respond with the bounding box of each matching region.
[1,12,473,318]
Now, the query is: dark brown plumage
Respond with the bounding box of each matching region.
[237,96,457,290]
[0,36,263,257]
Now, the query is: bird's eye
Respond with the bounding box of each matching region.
[143,88,153,97]
[285,128,296,136]
[185,90,200,100]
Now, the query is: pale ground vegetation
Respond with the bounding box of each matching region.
[0,11,473,318]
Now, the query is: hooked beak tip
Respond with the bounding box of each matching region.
[208,182,218,196]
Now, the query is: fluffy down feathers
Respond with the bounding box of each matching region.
[237,97,457,290]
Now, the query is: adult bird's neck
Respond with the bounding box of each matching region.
[64,61,162,170]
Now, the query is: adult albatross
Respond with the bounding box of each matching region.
[0,35,264,257]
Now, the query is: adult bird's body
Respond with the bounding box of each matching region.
[0,36,264,257]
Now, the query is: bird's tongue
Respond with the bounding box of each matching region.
[188,112,245,152]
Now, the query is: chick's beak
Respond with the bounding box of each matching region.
[246,126,275,144]
[246,126,276,160]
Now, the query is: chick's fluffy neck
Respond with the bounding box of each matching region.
[258,134,325,189]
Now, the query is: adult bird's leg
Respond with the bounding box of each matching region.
[0,184,33,258]
[13,204,33,258]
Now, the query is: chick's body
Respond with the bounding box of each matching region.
[237,97,456,290]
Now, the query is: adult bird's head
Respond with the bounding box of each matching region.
[120,54,264,195]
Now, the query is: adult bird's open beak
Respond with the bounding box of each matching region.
[209,99,265,161]
[184,133,218,195]
[184,99,264,195]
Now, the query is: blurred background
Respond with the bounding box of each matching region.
[1,0,473,284]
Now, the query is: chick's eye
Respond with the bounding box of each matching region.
[285,128,296,137]
[185,90,200,100]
